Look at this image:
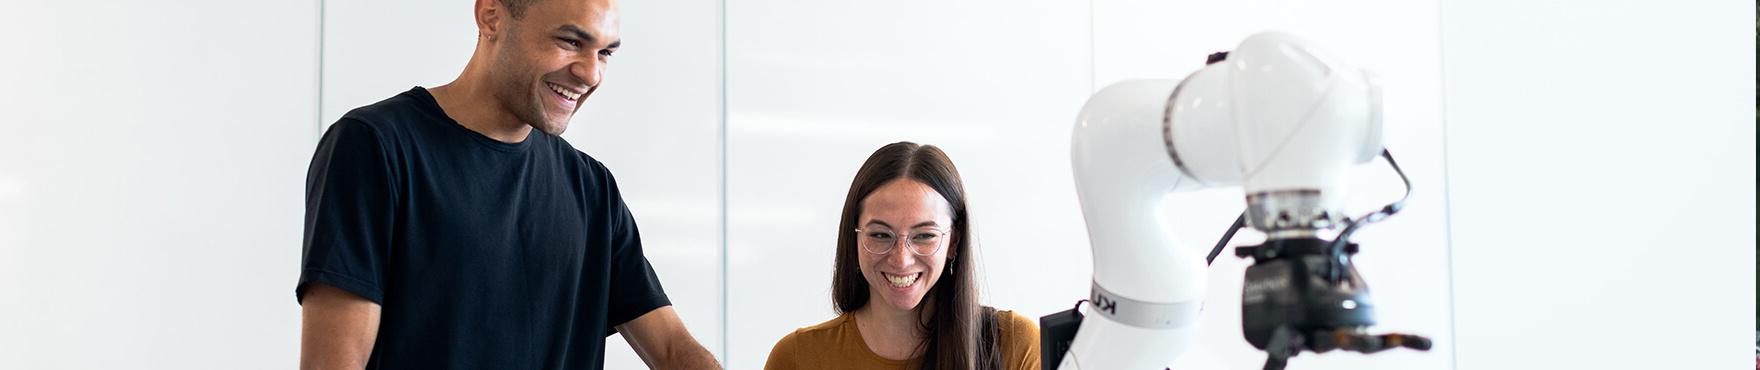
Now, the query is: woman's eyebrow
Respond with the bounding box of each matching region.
[864,219,944,229]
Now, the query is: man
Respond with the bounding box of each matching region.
[295,0,720,368]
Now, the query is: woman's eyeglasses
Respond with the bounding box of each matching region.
[853,227,948,256]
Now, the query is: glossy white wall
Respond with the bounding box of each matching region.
[318,0,725,367]
[1440,0,1756,368]
[723,0,1095,368]
[1093,1,1457,369]
[0,0,319,367]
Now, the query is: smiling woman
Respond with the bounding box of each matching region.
[763,142,1040,370]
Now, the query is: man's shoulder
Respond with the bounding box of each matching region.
[555,136,602,169]
[336,87,439,134]
[562,144,617,185]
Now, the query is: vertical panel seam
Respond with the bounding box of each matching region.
[1435,1,1461,368]
[717,0,731,365]
[314,0,325,143]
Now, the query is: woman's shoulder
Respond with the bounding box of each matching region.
[767,315,855,364]
[990,309,1043,370]
[772,316,854,352]
[992,309,1040,336]
[783,314,854,342]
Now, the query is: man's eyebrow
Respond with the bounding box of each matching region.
[557,24,620,49]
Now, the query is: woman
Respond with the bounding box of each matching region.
[765,142,1040,370]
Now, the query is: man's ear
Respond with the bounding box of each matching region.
[474,0,504,41]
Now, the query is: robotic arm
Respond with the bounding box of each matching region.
[1043,32,1429,370]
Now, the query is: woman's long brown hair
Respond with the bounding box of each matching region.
[832,142,1001,370]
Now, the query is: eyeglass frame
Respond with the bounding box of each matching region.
[852,226,951,256]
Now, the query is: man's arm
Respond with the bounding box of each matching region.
[617,306,721,369]
[300,283,382,370]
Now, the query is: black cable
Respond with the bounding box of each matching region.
[1327,149,1413,280]
[1207,150,1409,270]
[1207,212,1247,265]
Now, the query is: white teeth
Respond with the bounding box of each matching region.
[547,83,581,101]
[883,272,919,288]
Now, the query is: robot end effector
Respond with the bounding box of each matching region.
[1044,32,1431,370]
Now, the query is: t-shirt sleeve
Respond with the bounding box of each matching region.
[600,167,672,335]
[295,119,398,305]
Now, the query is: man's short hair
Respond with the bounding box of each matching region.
[502,0,540,19]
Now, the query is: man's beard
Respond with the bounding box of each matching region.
[494,75,557,134]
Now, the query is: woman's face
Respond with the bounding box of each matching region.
[856,178,955,314]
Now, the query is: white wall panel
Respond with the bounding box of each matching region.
[0,0,319,367]
[1092,1,1456,369]
[319,0,725,367]
[724,0,1094,368]
[1441,0,1756,368]
[318,0,475,126]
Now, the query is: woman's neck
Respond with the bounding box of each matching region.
[853,300,934,360]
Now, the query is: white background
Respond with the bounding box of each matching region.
[0,0,1752,369]
[1442,1,1755,368]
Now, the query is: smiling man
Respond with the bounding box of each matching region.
[295,0,719,368]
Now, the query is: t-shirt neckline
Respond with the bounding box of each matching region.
[844,313,919,366]
[409,86,536,153]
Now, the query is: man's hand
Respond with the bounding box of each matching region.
[617,306,721,369]
[300,284,381,370]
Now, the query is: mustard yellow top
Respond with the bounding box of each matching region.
[763,310,1041,370]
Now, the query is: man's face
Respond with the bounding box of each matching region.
[487,0,620,135]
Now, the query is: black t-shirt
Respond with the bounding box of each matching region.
[296,87,670,369]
